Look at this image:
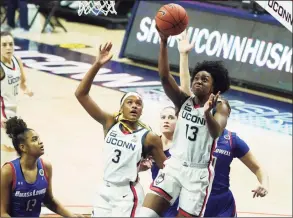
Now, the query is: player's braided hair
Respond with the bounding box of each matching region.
[5,116,31,155]
[114,93,151,133]
[191,61,230,94]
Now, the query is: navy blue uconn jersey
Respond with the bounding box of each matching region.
[7,158,48,217]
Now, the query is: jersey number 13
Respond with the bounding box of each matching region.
[186,124,199,141]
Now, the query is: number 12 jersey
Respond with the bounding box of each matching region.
[0,56,21,119]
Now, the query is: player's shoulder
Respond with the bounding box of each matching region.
[1,163,14,181]
[13,56,22,64]
[39,158,52,174]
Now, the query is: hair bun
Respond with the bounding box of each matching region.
[5,117,28,139]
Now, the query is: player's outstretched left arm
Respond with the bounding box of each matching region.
[143,132,167,169]
[240,151,269,198]
[16,57,33,97]
[42,159,84,217]
[204,94,230,138]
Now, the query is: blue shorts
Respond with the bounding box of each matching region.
[162,198,179,217]
[204,189,236,217]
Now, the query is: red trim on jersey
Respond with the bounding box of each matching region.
[178,207,195,217]
[7,162,16,191]
[122,129,131,135]
[40,158,49,182]
[150,182,172,201]
[198,139,217,217]
[194,104,200,109]
[130,183,138,217]
[0,96,7,119]
[1,57,16,71]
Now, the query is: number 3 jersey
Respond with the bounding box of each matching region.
[170,97,216,164]
[103,122,149,184]
[0,56,21,119]
[7,158,48,217]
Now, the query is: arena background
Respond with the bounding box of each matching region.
[1,0,292,217]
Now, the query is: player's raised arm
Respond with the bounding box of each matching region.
[177,30,194,96]
[75,42,115,130]
[157,27,189,109]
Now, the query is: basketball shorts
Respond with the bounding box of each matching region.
[150,157,214,217]
[204,189,237,217]
[162,197,179,217]
[92,180,144,217]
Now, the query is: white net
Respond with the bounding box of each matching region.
[77,0,117,16]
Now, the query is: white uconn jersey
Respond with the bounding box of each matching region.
[103,123,149,184]
[0,56,21,118]
[170,97,215,164]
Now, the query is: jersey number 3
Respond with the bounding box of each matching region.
[186,124,199,141]
[112,149,122,163]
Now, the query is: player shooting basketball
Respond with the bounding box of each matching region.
[137,3,231,215]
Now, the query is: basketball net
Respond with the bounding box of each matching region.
[77,0,117,16]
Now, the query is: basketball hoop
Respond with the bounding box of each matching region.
[77,0,117,16]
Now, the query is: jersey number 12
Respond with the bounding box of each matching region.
[14,84,19,96]
[186,124,198,141]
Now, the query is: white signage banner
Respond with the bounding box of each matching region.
[254,0,292,33]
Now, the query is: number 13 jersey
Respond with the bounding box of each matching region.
[103,123,149,184]
[170,97,215,164]
[0,56,21,119]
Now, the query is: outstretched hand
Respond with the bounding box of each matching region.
[252,184,268,198]
[139,158,153,172]
[96,42,113,65]
[204,91,220,113]
[176,29,194,54]
[24,88,34,97]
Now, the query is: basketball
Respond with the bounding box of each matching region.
[155,3,189,36]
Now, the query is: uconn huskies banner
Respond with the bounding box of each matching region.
[254,1,292,33]
[119,1,292,94]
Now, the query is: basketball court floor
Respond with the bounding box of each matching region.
[1,14,292,217]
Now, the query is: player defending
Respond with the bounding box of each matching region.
[75,42,167,217]
[136,27,231,217]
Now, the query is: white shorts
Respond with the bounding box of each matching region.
[92,181,144,217]
[150,157,215,217]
